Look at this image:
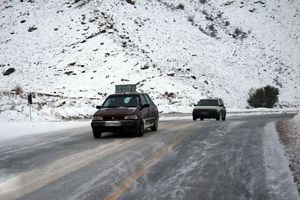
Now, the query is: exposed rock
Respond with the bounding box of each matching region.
[88,18,95,23]
[163,92,176,99]
[141,64,150,70]
[64,71,76,76]
[68,62,76,66]
[126,0,135,5]
[167,72,175,77]
[175,4,184,10]
[121,41,127,47]
[3,68,15,76]
[28,26,37,32]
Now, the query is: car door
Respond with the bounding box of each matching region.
[144,94,158,125]
[139,94,151,128]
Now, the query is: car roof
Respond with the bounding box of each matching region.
[200,98,221,100]
[108,93,147,96]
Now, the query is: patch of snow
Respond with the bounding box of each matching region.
[227,108,299,117]
[159,109,299,121]
[292,113,300,132]
[263,121,299,200]
[0,117,90,141]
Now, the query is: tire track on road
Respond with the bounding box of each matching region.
[0,138,139,200]
[103,126,200,200]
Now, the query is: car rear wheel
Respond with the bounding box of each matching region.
[151,118,158,131]
[200,118,204,121]
[136,121,144,137]
[93,129,102,139]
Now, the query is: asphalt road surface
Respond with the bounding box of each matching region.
[0,114,298,200]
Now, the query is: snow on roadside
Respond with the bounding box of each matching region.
[0,92,100,121]
[0,117,90,141]
[277,113,300,194]
[226,108,299,117]
[263,121,299,200]
[159,108,299,121]
[292,113,300,134]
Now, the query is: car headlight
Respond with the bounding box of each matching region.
[93,116,103,120]
[124,115,138,120]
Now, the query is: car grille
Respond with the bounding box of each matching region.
[199,109,216,112]
[103,116,124,120]
[193,109,217,115]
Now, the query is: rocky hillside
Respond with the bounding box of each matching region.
[0,0,299,119]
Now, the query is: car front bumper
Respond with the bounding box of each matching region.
[193,109,218,118]
[91,120,140,132]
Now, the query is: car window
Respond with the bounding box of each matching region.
[140,95,147,105]
[219,99,224,106]
[198,99,219,106]
[102,95,140,108]
[144,94,155,106]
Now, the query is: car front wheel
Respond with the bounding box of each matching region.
[93,128,102,139]
[222,113,226,121]
[136,121,144,137]
[216,112,220,121]
[151,118,158,131]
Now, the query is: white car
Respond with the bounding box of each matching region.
[192,98,226,121]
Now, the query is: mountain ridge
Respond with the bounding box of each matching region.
[0,0,299,119]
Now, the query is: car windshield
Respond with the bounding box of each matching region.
[198,99,219,106]
[102,95,140,108]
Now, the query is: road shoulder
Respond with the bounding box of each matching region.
[277,113,300,196]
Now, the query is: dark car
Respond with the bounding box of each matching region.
[91,93,159,138]
[192,98,226,121]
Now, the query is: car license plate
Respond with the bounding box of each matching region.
[105,121,121,127]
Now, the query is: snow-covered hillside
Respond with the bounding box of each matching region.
[0,0,299,119]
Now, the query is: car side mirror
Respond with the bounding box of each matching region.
[96,105,102,109]
[141,104,150,109]
[194,104,197,106]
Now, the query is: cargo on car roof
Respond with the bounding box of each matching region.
[115,84,137,93]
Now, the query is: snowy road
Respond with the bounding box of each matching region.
[0,114,299,200]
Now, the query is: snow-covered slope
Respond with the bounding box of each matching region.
[0,0,299,119]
